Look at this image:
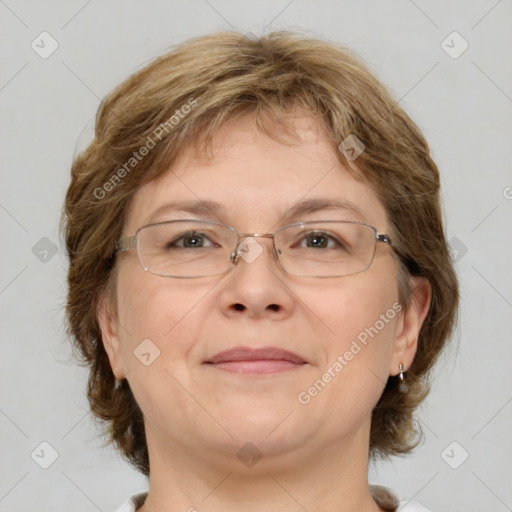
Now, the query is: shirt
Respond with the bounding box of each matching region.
[113,486,431,511]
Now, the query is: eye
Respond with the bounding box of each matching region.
[296,231,349,250]
[167,231,218,249]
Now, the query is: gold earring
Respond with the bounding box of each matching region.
[399,363,405,381]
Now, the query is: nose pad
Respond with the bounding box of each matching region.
[230,236,279,267]
[231,237,264,265]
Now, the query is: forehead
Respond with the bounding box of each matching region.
[123,114,388,232]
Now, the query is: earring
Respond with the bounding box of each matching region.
[399,363,405,381]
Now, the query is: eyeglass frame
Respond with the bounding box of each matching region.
[114,219,392,278]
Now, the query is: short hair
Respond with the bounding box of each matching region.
[61,30,459,476]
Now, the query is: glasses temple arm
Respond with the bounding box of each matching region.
[114,236,136,252]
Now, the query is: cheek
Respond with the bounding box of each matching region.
[306,269,399,354]
[115,269,217,370]
[113,271,218,421]
[295,267,400,409]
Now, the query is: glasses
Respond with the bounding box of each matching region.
[114,219,391,278]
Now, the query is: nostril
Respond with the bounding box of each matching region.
[232,303,279,312]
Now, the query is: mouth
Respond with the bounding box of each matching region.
[204,346,308,375]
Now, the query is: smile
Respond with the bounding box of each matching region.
[204,346,308,375]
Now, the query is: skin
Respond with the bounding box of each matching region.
[98,113,431,512]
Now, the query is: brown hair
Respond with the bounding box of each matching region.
[61,30,459,476]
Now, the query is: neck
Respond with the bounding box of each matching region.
[138,420,384,512]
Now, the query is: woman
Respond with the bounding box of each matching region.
[62,31,458,512]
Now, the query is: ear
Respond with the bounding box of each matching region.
[390,277,431,376]
[96,291,127,380]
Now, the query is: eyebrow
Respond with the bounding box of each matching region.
[280,198,368,223]
[144,200,226,225]
[144,197,368,226]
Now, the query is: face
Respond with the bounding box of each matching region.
[99,113,426,469]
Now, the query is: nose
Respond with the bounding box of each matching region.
[218,235,295,320]
[230,233,277,266]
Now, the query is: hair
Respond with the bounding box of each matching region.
[61,30,459,476]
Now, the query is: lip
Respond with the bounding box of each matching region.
[206,346,306,364]
[204,346,307,375]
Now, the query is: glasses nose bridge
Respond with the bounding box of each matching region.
[231,231,278,265]
[238,232,275,239]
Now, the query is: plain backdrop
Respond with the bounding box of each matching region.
[1,1,511,511]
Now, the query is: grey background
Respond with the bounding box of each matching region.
[1,1,511,511]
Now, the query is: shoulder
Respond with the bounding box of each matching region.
[113,491,148,512]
